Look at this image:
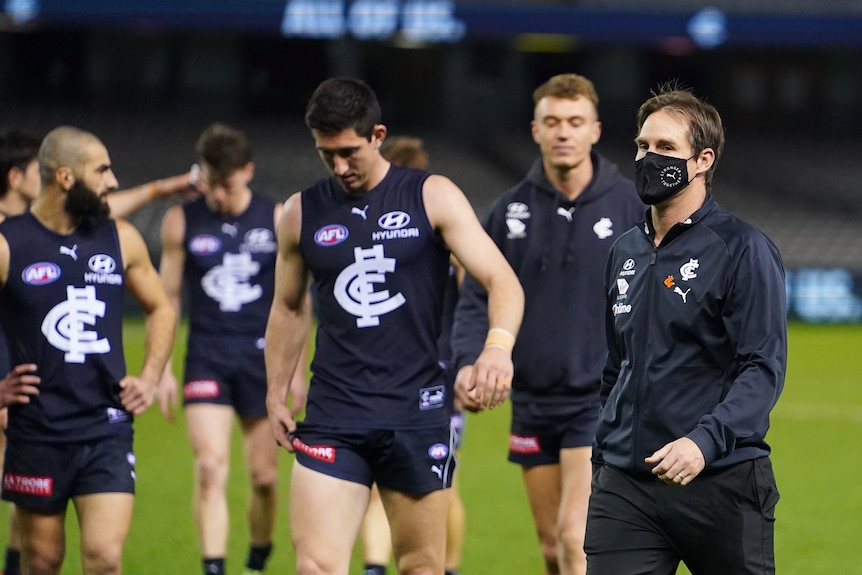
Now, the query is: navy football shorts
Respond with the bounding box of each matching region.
[183,333,267,418]
[291,423,457,494]
[508,400,600,466]
[1,435,136,513]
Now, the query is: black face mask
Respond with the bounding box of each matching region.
[65,179,111,233]
[634,152,694,205]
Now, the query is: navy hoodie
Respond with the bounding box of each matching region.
[452,152,643,403]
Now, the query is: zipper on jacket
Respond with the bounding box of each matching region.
[632,248,658,470]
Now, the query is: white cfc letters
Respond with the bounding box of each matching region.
[42,285,111,363]
[335,244,405,327]
[201,252,263,312]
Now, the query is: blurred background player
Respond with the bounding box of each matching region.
[0,125,176,575]
[359,136,466,575]
[0,128,194,575]
[451,74,643,575]
[156,122,307,575]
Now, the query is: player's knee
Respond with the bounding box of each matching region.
[535,526,558,558]
[195,455,228,490]
[80,545,123,575]
[557,514,587,557]
[394,548,443,575]
[249,464,278,492]
[295,553,333,575]
[25,544,65,575]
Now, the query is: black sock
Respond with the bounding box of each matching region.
[246,543,273,571]
[445,571,459,575]
[4,547,21,575]
[363,564,387,575]
[203,557,225,575]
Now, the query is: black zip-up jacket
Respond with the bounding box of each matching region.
[452,153,643,403]
[595,195,787,474]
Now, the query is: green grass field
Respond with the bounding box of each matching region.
[2,320,860,574]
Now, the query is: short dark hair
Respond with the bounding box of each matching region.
[195,122,252,181]
[636,82,725,190]
[305,77,382,140]
[1,130,41,197]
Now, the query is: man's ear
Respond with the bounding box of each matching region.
[696,148,715,174]
[7,167,22,191]
[371,124,388,148]
[55,166,75,191]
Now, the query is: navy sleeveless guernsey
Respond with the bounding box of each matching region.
[182,195,277,336]
[0,213,129,442]
[300,165,450,429]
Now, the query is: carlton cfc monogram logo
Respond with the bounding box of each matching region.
[42,285,111,363]
[334,244,405,327]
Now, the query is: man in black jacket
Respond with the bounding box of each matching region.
[452,73,643,575]
[585,85,786,575]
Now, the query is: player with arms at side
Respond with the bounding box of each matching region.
[157,122,307,575]
[265,77,524,575]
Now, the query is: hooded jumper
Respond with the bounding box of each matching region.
[452,153,644,404]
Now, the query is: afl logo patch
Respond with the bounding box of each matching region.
[428,443,449,460]
[22,262,61,285]
[189,234,221,255]
[314,224,348,246]
[378,211,411,230]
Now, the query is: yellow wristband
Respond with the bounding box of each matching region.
[146,183,159,200]
[484,327,515,353]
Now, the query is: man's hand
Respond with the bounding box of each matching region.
[156,368,179,421]
[457,346,513,411]
[454,365,483,412]
[267,392,297,452]
[119,375,157,415]
[0,363,40,408]
[646,437,706,486]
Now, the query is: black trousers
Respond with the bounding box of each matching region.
[585,459,779,575]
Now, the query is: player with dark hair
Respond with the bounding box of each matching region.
[265,77,524,575]
[157,122,306,575]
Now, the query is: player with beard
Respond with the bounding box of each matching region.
[0,129,194,575]
[0,125,176,575]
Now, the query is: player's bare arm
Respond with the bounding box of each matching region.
[265,193,312,450]
[423,175,524,410]
[155,205,187,419]
[107,170,197,219]
[118,217,177,414]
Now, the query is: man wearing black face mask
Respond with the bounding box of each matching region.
[585,86,787,575]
